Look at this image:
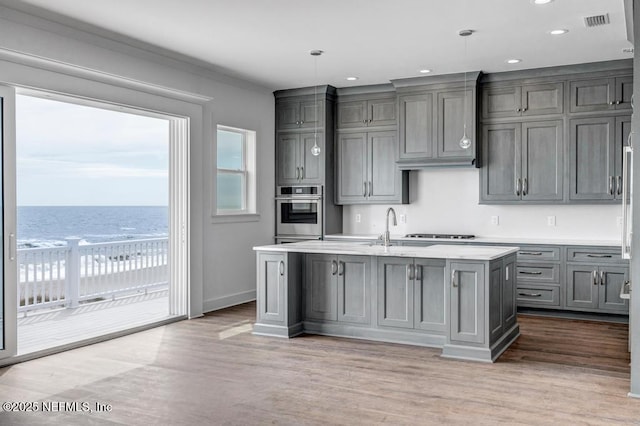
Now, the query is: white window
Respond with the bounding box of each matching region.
[216,125,256,217]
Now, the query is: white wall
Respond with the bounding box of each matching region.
[0,5,276,316]
[344,168,621,241]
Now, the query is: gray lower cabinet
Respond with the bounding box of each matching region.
[481,120,563,203]
[449,262,485,344]
[277,132,323,185]
[377,257,446,332]
[305,254,371,324]
[254,251,302,337]
[336,131,408,204]
[569,115,631,202]
[566,264,629,314]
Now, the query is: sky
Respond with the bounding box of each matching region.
[16,95,169,206]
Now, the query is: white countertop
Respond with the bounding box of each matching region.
[324,234,622,247]
[254,241,519,260]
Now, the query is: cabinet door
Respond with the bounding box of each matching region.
[480,123,521,202]
[368,131,399,202]
[299,100,324,129]
[337,255,371,324]
[336,132,367,204]
[521,83,563,116]
[300,133,323,184]
[615,76,633,110]
[598,266,629,313]
[615,116,632,200]
[488,262,504,344]
[398,93,434,159]
[368,98,397,127]
[305,254,337,321]
[502,257,517,330]
[569,117,616,200]
[482,86,521,119]
[521,120,563,201]
[436,89,475,159]
[413,259,446,333]
[450,262,485,344]
[569,78,615,113]
[377,258,414,329]
[276,133,300,185]
[337,101,367,128]
[276,100,300,130]
[566,265,598,310]
[257,253,286,323]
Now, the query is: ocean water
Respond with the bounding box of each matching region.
[17,206,169,249]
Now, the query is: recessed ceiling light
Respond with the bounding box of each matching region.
[346,77,359,81]
[532,0,553,4]
[419,69,432,74]
[550,29,568,35]
[506,59,522,64]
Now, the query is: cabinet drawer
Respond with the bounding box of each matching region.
[516,286,560,307]
[516,246,560,262]
[516,263,560,284]
[566,247,622,263]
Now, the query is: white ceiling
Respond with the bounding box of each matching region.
[4,0,634,90]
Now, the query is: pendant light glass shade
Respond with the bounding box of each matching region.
[310,49,323,156]
[459,124,472,149]
[311,142,321,156]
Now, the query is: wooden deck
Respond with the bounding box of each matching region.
[0,302,638,425]
[17,290,173,355]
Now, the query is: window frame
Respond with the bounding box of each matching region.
[213,125,258,221]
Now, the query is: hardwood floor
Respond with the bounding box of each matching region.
[0,302,637,425]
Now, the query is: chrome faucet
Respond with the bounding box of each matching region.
[380,207,397,247]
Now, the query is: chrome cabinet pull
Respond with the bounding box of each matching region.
[609,176,614,195]
[617,176,622,195]
[518,292,542,297]
[519,270,543,275]
[368,181,372,197]
[416,265,422,281]
[592,270,598,286]
[9,233,15,261]
[363,181,367,197]
[586,254,612,258]
[516,108,522,113]
[338,261,344,276]
[522,107,528,112]
[515,178,521,196]
[300,166,304,180]
[331,260,337,276]
[452,269,457,288]
[523,178,528,196]
[519,251,543,256]
[279,260,285,276]
[609,101,615,106]
[363,119,367,125]
[407,264,414,280]
[600,270,605,286]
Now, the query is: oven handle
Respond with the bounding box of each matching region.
[275,197,322,202]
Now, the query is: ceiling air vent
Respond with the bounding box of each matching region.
[584,13,610,27]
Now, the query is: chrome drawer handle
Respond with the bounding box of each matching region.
[519,271,543,275]
[452,269,457,288]
[519,251,543,256]
[519,292,542,297]
[586,254,613,258]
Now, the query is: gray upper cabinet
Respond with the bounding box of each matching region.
[480,120,563,203]
[569,117,616,201]
[277,99,325,130]
[615,115,632,200]
[336,130,408,204]
[569,76,633,113]
[337,97,396,129]
[277,133,323,185]
[436,90,476,160]
[482,82,563,119]
[398,93,435,160]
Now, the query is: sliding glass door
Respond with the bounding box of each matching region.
[0,85,17,361]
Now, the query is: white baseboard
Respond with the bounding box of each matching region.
[203,289,256,313]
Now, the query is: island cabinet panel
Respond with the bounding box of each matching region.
[337,256,371,324]
[489,263,504,344]
[305,254,338,321]
[413,259,446,333]
[502,257,517,330]
[377,258,414,329]
[257,253,286,323]
[449,262,485,344]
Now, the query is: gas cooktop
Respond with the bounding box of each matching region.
[404,233,475,240]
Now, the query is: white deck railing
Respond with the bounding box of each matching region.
[18,237,169,314]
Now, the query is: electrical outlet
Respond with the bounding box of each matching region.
[355,214,361,223]
[491,216,499,226]
[617,216,624,227]
[399,214,406,224]
[547,216,556,226]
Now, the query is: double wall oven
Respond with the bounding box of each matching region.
[276,185,323,242]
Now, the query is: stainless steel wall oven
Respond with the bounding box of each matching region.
[276,185,323,239]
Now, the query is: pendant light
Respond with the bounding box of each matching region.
[310,49,323,156]
[459,29,473,150]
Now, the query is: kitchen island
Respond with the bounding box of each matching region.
[253,241,519,362]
